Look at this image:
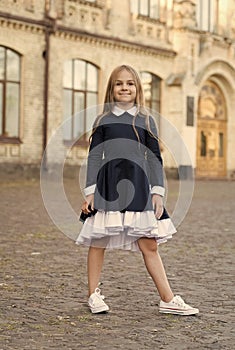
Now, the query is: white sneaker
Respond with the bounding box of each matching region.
[88,288,109,314]
[159,295,199,316]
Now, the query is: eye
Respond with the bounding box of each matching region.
[128,82,135,86]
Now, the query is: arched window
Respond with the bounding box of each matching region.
[63,59,99,143]
[0,46,21,140]
[140,72,161,113]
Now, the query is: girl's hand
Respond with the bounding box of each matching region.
[152,194,164,219]
[81,194,94,213]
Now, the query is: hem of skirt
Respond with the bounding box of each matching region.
[76,229,176,252]
[76,210,176,252]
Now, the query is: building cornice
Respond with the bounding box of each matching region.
[56,25,176,58]
[0,10,50,29]
[172,26,235,44]
[0,11,176,58]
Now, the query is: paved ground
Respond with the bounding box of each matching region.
[0,177,234,350]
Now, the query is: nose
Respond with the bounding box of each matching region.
[121,84,128,90]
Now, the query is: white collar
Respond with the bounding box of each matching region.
[112,105,137,116]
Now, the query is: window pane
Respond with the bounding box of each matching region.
[6,83,19,137]
[74,60,86,90]
[0,83,2,134]
[197,0,214,31]
[219,132,223,157]
[140,0,149,16]
[141,72,152,85]
[141,72,152,102]
[87,64,98,92]
[87,92,97,107]
[200,131,207,156]
[74,92,85,139]
[151,76,160,100]
[63,60,73,89]
[150,0,159,18]
[209,0,215,32]
[6,50,20,81]
[63,89,72,140]
[186,96,194,126]
[0,47,5,80]
[141,72,161,111]
[86,93,98,135]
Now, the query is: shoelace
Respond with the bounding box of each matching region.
[172,295,188,309]
[95,288,105,300]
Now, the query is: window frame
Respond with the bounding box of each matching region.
[0,46,22,144]
[63,59,99,146]
[197,0,220,33]
[140,71,161,113]
[130,0,166,21]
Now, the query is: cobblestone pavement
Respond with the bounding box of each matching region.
[0,177,234,350]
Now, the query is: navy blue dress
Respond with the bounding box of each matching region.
[76,110,176,251]
[86,111,168,217]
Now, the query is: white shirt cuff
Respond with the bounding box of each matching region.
[84,184,96,196]
[150,186,165,197]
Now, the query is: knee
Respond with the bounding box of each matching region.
[138,238,158,256]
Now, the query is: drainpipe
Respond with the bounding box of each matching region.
[42,27,50,170]
[42,1,57,170]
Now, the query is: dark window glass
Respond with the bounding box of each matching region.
[200,131,207,157]
[0,46,21,139]
[219,132,223,157]
[187,96,194,126]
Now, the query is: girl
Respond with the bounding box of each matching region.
[77,65,199,316]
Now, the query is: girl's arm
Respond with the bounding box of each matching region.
[146,117,165,196]
[146,117,164,218]
[83,125,104,211]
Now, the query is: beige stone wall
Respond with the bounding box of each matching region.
[0,0,45,20]
[0,17,45,164]
[0,0,235,177]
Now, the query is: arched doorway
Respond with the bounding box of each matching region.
[196,80,227,178]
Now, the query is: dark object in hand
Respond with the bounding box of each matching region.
[79,205,97,223]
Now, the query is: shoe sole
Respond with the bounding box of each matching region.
[159,308,199,316]
[89,305,109,314]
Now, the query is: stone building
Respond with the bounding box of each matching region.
[0,0,235,179]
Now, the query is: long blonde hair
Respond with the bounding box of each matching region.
[90,65,157,142]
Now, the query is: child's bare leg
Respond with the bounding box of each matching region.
[138,237,174,303]
[87,245,105,296]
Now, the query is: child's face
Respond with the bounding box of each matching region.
[113,69,137,109]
